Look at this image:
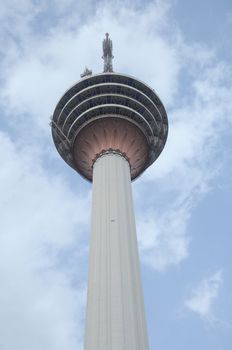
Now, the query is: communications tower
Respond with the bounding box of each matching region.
[51,34,168,350]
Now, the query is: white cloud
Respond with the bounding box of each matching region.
[0,131,90,349]
[184,271,223,319]
[136,199,190,270]
[134,44,232,271]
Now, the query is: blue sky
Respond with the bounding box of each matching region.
[0,0,231,349]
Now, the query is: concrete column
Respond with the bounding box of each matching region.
[84,153,149,350]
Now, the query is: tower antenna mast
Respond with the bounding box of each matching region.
[102,32,114,72]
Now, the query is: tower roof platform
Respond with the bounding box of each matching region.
[51,72,168,181]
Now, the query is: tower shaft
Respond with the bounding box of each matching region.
[85,153,149,350]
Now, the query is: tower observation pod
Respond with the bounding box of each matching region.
[51,34,168,350]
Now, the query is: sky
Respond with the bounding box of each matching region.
[0,0,232,349]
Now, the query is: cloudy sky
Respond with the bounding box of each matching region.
[0,0,232,349]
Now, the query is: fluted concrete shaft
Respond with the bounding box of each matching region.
[84,153,149,350]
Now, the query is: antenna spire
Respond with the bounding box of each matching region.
[102,33,114,72]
